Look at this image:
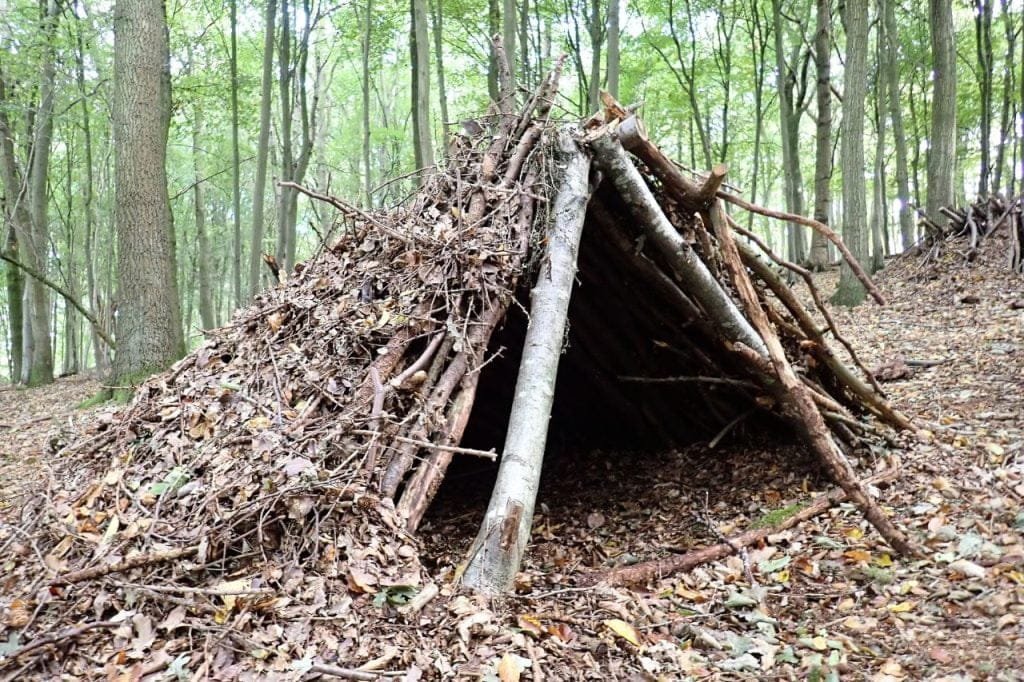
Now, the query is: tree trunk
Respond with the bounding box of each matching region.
[502,0,517,91]
[771,0,807,265]
[111,0,185,394]
[3,225,23,382]
[192,103,215,331]
[276,0,295,273]
[76,18,110,373]
[607,0,619,98]
[22,0,60,386]
[230,0,243,308]
[745,1,768,232]
[975,0,994,198]
[410,0,434,175]
[926,0,956,226]
[881,0,914,251]
[488,0,500,101]
[994,0,1017,196]
[0,78,28,383]
[248,0,276,297]
[833,0,869,306]
[871,41,888,274]
[586,0,602,112]
[808,0,832,270]
[362,0,373,207]
[462,130,590,594]
[430,0,449,137]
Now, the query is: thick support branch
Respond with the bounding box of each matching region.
[589,129,768,357]
[704,196,916,556]
[461,130,591,594]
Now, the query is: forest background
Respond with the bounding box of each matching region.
[0,0,1019,390]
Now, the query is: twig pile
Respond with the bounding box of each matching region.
[921,193,1023,273]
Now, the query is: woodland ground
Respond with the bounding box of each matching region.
[0,244,1021,681]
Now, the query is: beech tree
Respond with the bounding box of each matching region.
[110,0,184,394]
[833,0,869,306]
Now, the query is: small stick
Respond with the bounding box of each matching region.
[619,375,758,389]
[353,430,497,460]
[0,620,119,666]
[587,468,899,586]
[51,545,199,586]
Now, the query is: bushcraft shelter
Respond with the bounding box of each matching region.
[0,60,917,675]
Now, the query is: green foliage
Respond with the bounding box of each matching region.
[753,502,806,529]
[0,0,1019,380]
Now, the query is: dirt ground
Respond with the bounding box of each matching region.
[0,243,1021,680]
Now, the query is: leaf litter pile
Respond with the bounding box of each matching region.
[1,85,1022,679]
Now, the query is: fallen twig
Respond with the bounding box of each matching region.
[586,468,899,586]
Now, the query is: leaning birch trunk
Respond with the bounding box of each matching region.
[461,130,591,594]
[588,129,769,357]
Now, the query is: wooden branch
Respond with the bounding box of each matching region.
[462,129,592,594]
[0,252,115,349]
[715,190,885,304]
[307,663,383,680]
[0,619,120,666]
[619,375,758,389]
[698,163,729,205]
[586,468,899,587]
[354,429,497,460]
[705,196,915,555]
[589,128,769,357]
[50,546,198,586]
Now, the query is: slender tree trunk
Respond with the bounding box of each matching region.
[410,0,434,175]
[463,130,591,594]
[833,0,869,306]
[975,0,994,197]
[488,0,499,101]
[430,0,449,136]
[994,0,1017,196]
[745,1,768,232]
[871,34,888,273]
[926,0,957,225]
[111,0,185,393]
[276,0,295,273]
[587,0,602,112]
[76,18,110,373]
[3,225,23,382]
[22,0,60,386]
[771,0,806,265]
[230,0,243,308]
[880,0,914,250]
[362,0,373,207]
[502,0,517,90]
[0,78,27,383]
[808,0,831,270]
[192,104,215,331]
[607,0,620,98]
[248,0,276,296]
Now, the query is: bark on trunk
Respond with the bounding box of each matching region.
[111,0,185,393]
[590,130,768,357]
[462,130,591,594]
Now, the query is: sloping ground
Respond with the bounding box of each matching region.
[0,234,1019,680]
[417,234,1022,680]
[0,375,106,523]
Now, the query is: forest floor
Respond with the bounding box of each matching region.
[0,241,1021,680]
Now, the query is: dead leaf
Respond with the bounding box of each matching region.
[603,618,641,647]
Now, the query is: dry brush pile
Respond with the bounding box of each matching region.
[0,70,920,677]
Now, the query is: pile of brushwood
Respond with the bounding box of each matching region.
[917,193,1023,273]
[0,65,918,676]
